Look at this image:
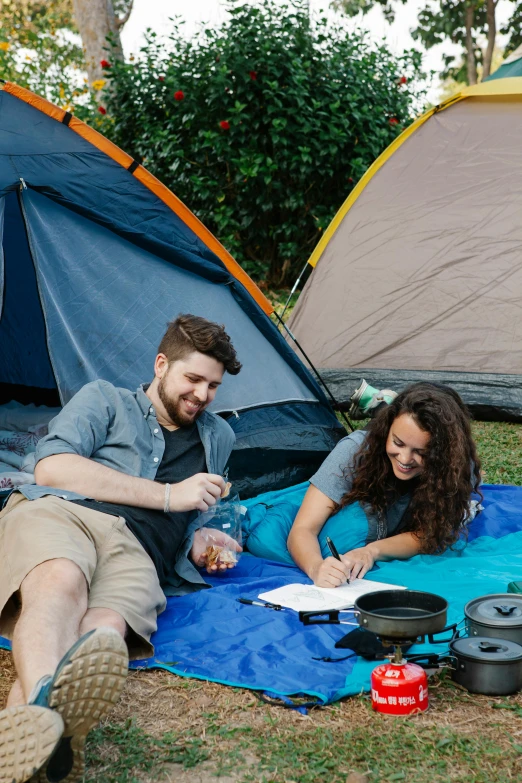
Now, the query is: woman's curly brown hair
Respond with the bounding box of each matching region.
[340,383,482,554]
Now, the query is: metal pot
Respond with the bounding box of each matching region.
[450,636,522,695]
[354,590,448,642]
[464,594,522,645]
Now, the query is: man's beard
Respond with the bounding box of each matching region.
[157,376,205,428]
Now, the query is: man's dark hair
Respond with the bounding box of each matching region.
[158,314,241,375]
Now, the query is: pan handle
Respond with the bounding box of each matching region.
[405,652,446,668]
[299,609,359,626]
[427,623,460,644]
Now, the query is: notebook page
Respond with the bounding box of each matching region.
[258,579,405,612]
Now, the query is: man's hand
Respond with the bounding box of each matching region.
[170,473,226,512]
[190,528,242,572]
[341,546,376,581]
[310,556,350,588]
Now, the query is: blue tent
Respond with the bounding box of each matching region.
[0,83,343,496]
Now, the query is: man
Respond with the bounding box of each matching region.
[0,314,242,783]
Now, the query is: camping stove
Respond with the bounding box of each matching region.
[371,640,428,716]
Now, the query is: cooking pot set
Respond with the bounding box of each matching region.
[453,593,522,695]
[301,590,522,696]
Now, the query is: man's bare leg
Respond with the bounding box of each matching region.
[8,558,88,706]
[6,600,126,711]
[79,607,127,639]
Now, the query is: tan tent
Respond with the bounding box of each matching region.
[287,78,522,420]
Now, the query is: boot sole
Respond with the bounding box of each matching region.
[33,628,128,783]
[0,706,63,783]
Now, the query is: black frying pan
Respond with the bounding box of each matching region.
[354,590,448,641]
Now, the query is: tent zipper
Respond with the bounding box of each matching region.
[17,186,62,404]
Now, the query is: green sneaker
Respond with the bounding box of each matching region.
[0,705,63,783]
[349,379,397,419]
[29,627,128,783]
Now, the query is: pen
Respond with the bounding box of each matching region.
[326,536,351,583]
[326,536,341,561]
[237,598,284,611]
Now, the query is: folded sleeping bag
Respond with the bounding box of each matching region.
[241,481,369,564]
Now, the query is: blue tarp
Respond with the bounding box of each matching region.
[3,483,521,705]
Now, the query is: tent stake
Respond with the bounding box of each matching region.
[273,312,354,432]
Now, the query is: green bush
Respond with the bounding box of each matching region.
[101,0,425,284]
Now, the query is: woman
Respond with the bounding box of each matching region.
[287,382,482,587]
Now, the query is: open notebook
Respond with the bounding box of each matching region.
[258,579,406,612]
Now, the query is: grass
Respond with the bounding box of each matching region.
[472,421,522,485]
[79,669,522,783]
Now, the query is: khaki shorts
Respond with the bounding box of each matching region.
[0,493,167,659]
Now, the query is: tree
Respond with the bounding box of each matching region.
[72,0,133,84]
[0,0,133,113]
[332,0,406,23]
[500,1,522,56]
[100,0,425,285]
[0,0,87,107]
[334,0,517,85]
[411,0,496,85]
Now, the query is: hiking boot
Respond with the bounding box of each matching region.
[0,705,63,783]
[349,379,398,420]
[29,627,128,783]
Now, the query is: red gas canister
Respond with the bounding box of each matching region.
[371,661,428,715]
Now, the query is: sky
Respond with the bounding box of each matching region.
[120,0,514,104]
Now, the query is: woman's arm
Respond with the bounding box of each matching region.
[287,484,351,587]
[341,532,423,581]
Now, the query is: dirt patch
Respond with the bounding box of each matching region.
[0,649,15,706]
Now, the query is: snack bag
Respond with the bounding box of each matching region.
[196,493,243,569]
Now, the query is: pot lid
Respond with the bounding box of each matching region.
[451,637,522,663]
[465,594,522,628]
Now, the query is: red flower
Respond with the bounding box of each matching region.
[348,177,353,183]
[158,76,165,82]
[174,90,184,101]
[100,59,110,69]
[389,117,398,125]
[219,120,230,130]
[98,106,107,115]
[249,70,258,81]
[399,76,407,84]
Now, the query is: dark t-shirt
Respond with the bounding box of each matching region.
[72,423,206,584]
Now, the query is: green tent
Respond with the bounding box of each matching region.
[486,44,522,80]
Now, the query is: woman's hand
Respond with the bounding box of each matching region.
[340,546,376,580]
[310,556,350,587]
